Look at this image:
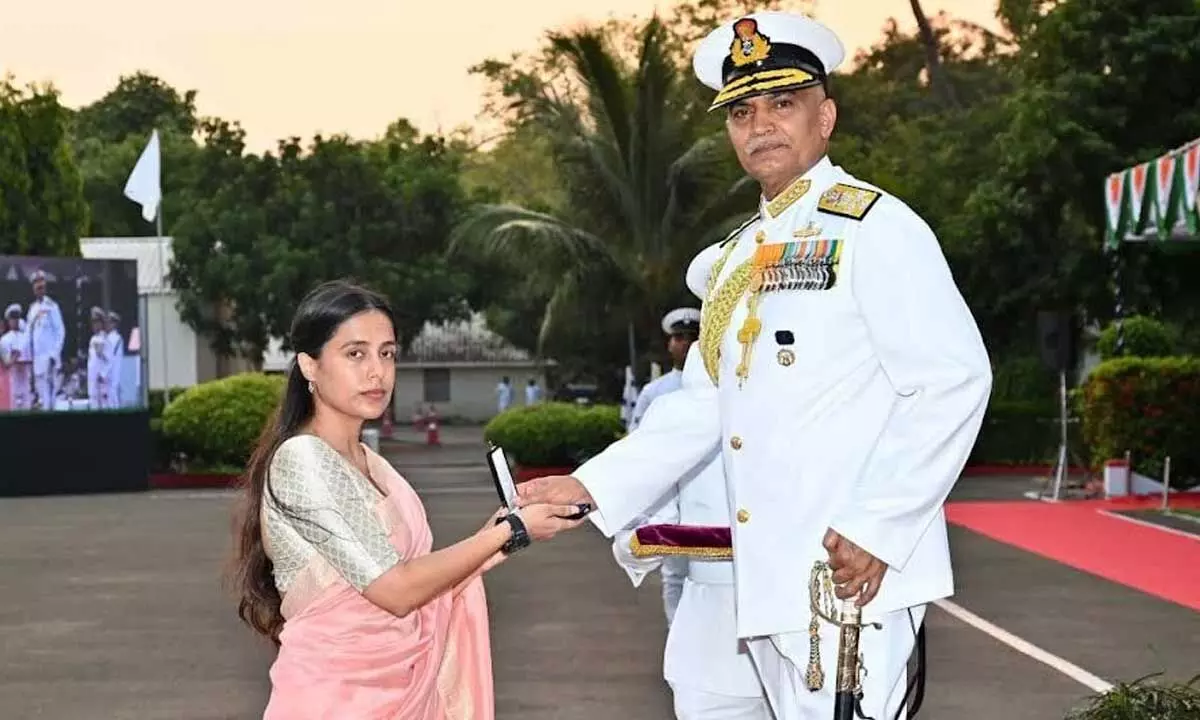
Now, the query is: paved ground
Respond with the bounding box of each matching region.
[1,426,1197,719]
[1114,508,1200,536]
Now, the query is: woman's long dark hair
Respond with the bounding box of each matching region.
[229,279,395,643]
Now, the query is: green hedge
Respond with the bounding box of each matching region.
[483,398,1074,469]
[161,373,286,470]
[483,402,624,468]
[1080,356,1200,489]
[149,386,193,419]
[968,400,1069,466]
[1096,315,1178,360]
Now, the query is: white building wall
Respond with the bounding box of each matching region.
[394,362,547,423]
[143,293,200,389]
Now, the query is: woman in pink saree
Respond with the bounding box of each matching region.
[229,280,584,719]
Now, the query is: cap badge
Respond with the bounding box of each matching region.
[730,18,771,67]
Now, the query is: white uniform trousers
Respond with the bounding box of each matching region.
[665,564,773,720]
[746,604,925,720]
[671,686,773,720]
[9,365,31,409]
[33,370,55,410]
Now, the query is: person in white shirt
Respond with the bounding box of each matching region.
[496,376,512,413]
[86,307,111,410]
[25,270,65,411]
[524,378,542,405]
[105,311,125,408]
[518,12,991,720]
[0,304,32,410]
[629,308,701,431]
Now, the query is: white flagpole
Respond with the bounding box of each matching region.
[123,129,169,403]
[156,201,170,404]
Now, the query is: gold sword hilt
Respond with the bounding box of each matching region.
[806,562,883,710]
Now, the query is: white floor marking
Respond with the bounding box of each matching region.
[933,599,1114,693]
[149,491,238,500]
[1097,509,1200,542]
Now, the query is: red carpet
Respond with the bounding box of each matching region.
[946,498,1200,612]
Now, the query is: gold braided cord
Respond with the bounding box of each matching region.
[628,534,733,560]
[700,259,753,385]
[806,561,837,691]
[706,237,741,296]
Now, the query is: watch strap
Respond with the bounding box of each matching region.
[497,511,531,554]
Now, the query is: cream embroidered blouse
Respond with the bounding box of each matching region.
[262,434,401,595]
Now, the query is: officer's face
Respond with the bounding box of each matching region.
[301,309,396,421]
[32,279,45,298]
[726,87,837,194]
[667,334,693,367]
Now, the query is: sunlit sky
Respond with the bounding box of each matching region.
[3,0,1000,151]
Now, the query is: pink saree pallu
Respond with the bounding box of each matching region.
[264,447,494,720]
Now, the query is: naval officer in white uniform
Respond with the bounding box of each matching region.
[628,308,702,431]
[25,270,65,411]
[614,307,769,719]
[519,12,992,720]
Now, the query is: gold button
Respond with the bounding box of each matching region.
[730,436,743,450]
[736,509,750,524]
[755,231,766,244]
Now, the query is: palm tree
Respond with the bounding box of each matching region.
[451,16,757,378]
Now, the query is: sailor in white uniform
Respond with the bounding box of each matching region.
[613,307,769,719]
[105,311,125,408]
[519,12,992,720]
[25,270,65,411]
[629,308,702,431]
[87,307,111,409]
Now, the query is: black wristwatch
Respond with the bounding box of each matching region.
[495,511,531,555]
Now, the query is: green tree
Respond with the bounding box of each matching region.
[169,121,475,364]
[0,77,88,256]
[454,17,759,381]
[70,73,203,239]
[961,0,1200,353]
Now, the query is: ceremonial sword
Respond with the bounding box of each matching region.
[809,561,928,720]
[808,561,880,720]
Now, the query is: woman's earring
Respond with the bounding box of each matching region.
[307,381,314,394]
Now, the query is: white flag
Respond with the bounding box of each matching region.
[123,129,161,223]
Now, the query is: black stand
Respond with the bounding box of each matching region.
[0,410,150,496]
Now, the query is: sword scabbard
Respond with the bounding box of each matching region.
[833,601,862,720]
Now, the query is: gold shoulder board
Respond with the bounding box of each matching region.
[817,183,881,220]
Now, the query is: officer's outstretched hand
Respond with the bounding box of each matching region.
[823,529,887,607]
[516,475,595,512]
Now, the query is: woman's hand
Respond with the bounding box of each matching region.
[478,506,507,535]
[516,503,588,542]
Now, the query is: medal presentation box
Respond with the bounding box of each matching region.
[0,255,150,497]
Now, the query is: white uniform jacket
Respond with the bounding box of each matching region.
[612,450,763,698]
[576,156,993,638]
[629,369,683,430]
[25,297,64,375]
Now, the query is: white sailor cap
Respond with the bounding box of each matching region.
[4,303,21,318]
[693,12,845,111]
[29,269,46,283]
[107,311,121,323]
[90,306,106,320]
[661,307,701,336]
